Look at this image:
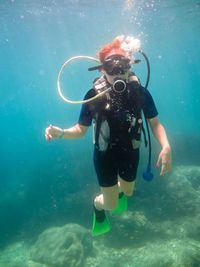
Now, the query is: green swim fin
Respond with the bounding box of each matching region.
[92,207,111,236]
[112,192,128,215]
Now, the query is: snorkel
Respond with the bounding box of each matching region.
[57,35,154,181]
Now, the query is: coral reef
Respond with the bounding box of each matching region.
[0,165,200,267]
[85,238,200,267]
[30,224,93,267]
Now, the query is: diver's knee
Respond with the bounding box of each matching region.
[94,195,103,210]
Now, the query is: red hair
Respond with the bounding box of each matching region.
[98,38,126,62]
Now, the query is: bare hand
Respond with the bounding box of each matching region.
[156,146,172,176]
[45,125,64,141]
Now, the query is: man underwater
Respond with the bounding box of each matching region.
[45,36,172,236]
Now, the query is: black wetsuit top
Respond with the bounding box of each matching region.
[78,83,158,187]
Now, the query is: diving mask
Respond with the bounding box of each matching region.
[102,55,131,75]
[88,55,141,74]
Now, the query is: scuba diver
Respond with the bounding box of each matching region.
[45,36,172,236]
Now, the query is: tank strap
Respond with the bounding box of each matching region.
[128,80,148,147]
[94,114,103,150]
[93,75,108,93]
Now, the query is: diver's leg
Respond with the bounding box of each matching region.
[93,147,118,210]
[118,178,135,197]
[112,148,139,214]
[94,184,119,211]
[110,178,135,215]
[113,164,137,214]
[92,148,118,235]
[92,185,118,236]
[118,147,139,196]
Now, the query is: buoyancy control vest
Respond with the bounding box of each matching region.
[92,75,147,152]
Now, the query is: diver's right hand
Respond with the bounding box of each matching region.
[45,125,64,141]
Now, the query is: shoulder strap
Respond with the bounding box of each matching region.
[93,76,110,149]
[128,80,142,116]
[94,114,103,150]
[93,75,108,93]
[128,81,148,147]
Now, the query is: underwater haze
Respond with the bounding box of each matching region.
[0,0,200,266]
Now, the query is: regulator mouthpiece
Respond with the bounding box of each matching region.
[113,78,126,93]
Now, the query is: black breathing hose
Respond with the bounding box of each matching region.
[138,50,152,171]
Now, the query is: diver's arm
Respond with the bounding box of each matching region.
[148,117,170,149]
[45,123,89,140]
[148,116,172,176]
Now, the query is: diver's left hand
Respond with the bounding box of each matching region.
[156,146,172,176]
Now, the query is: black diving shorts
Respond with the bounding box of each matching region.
[93,146,139,187]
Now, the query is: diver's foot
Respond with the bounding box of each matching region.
[111,192,128,215]
[92,206,111,236]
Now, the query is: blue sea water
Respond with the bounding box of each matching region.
[0,0,200,263]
